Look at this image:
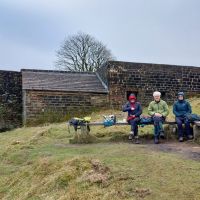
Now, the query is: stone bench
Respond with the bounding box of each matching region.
[68,120,200,141]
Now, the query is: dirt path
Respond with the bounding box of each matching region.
[56,139,200,161]
[138,140,200,161]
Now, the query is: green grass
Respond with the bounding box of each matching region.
[0,98,200,200]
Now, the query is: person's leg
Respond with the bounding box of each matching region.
[132,118,140,135]
[153,116,161,144]
[128,120,134,140]
[133,118,140,144]
[176,117,184,141]
[134,125,138,136]
[129,118,140,143]
[129,118,139,133]
[158,117,165,138]
[184,118,193,140]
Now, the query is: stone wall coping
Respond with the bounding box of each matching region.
[107,60,200,69]
[21,69,95,74]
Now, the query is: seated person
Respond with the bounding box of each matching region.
[173,92,193,142]
[122,93,142,144]
[148,91,169,144]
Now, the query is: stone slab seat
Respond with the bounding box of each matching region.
[68,120,200,127]
[81,119,200,126]
[84,121,177,126]
[67,120,200,137]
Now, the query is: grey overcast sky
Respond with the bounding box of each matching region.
[0,0,200,71]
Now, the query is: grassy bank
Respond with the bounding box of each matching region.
[0,97,200,199]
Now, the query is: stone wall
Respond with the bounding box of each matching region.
[103,61,200,108]
[23,90,109,125]
[0,70,22,130]
[1,61,199,126]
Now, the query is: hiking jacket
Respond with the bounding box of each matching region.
[122,102,142,118]
[148,100,169,117]
[173,100,192,117]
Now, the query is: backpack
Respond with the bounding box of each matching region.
[103,115,116,127]
[185,114,200,122]
[69,117,91,131]
[139,116,153,127]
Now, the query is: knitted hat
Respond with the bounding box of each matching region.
[178,92,184,96]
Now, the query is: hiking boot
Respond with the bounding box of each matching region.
[129,131,134,140]
[187,135,193,140]
[179,137,183,142]
[160,131,165,139]
[154,137,159,144]
[134,136,140,144]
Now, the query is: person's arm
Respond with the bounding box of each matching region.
[148,102,155,116]
[122,103,131,112]
[186,101,192,114]
[134,103,142,117]
[161,102,169,117]
[173,102,180,117]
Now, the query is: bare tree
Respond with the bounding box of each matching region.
[55,32,114,72]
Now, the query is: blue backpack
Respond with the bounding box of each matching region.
[103,115,116,127]
[139,116,153,127]
[185,114,200,122]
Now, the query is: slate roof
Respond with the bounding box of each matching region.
[21,69,108,93]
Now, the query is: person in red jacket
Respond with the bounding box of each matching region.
[122,93,142,144]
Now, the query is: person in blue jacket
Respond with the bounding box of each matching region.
[122,93,142,144]
[173,92,193,142]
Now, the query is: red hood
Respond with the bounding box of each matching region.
[129,96,136,101]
